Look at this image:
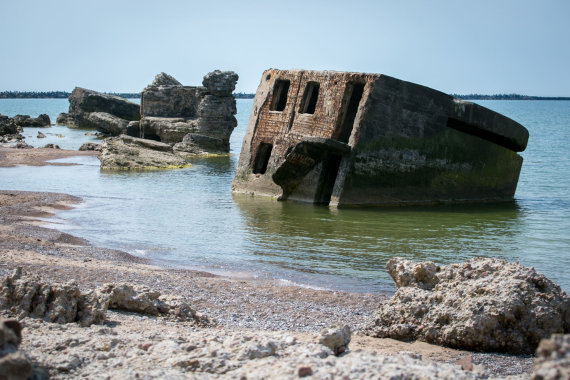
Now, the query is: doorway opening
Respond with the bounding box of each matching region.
[314,154,342,205]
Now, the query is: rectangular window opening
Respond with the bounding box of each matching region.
[299,82,320,114]
[336,82,365,143]
[252,143,273,174]
[269,80,290,112]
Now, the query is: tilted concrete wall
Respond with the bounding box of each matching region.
[232,69,528,207]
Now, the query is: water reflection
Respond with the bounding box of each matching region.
[233,195,524,292]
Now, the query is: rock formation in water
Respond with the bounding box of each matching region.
[11,114,51,127]
[56,87,140,134]
[365,257,569,354]
[135,70,238,155]
[232,69,529,207]
[98,134,189,170]
[0,114,24,144]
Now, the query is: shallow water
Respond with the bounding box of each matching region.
[1,98,569,293]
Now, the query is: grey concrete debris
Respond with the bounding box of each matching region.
[365,257,570,354]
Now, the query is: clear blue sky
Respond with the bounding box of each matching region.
[1,0,568,96]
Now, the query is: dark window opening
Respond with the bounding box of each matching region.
[337,83,365,143]
[299,82,320,114]
[252,143,273,174]
[315,154,342,205]
[269,80,290,112]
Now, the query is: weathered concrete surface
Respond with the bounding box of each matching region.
[98,134,189,170]
[137,71,238,155]
[232,69,529,207]
[364,257,570,354]
[56,87,140,133]
[531,334,570,379]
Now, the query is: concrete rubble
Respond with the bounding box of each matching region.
[98,134,189,170]
[0,268,205,326]
[365,257,570,354]
[56,87,140,133]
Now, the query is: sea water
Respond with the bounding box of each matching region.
[0,98,569,293]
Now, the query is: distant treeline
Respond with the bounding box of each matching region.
[452,94,570,100]
[234,92,255,99]
[0,91,256,99]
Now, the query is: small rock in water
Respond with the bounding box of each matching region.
[43,144,60,149]
[37,131,46,138]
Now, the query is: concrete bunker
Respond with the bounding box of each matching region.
[232,69,529,207]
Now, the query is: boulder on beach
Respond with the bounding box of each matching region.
[365,257,570,354]
[56,87,140,133]
[98,134,189,170]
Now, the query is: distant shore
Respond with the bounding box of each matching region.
[0,91,256,99]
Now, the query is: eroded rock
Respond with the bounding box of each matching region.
[56,87,140,133]
[531,334,570,380]
[318,325,351,355]
[150,72,183,87]
[11,114,51,127]
[0,268,106,326]
[98,134,189,170]
[139,71,238,155]
[365,257,570,354]
[0,270,207,327]
[79,142,102,152]
[101,283,209,325]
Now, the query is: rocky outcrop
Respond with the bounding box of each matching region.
[98,134,189,170]
[0,268,107,326]
[150,72,182,87]
[136,71,238,155]
[11,114,51,127]
[56,87,140,135]
[86,112,129,135]
[0,114,24,144]
[78,142,102,151]
[365,257,570,354]
[101,283,209,324]
[0,269,206,327]
[531,334,570,379]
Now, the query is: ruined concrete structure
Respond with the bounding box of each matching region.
[232,69,529,207]
[136,71,239,155]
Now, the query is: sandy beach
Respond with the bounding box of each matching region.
[0,147,536,379]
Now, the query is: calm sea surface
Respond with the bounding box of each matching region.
[1,98,569,293]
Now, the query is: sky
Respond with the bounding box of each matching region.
[1,0,568,96]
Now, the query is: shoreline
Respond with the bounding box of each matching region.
[0,148,536,378]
